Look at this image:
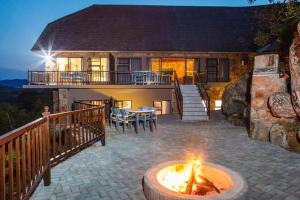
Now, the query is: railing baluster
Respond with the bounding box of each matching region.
[52,117,56,159]
[58,117,62,155]
[21,134,26,197]
[39,125,43,174]
[8,141,14,200]
[26,131,31,191]
[0,144,6,200]
[35,127,40,176]
[31,129,36,182]
[15,137,21,199]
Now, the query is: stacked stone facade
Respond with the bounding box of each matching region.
[250,54,287,141]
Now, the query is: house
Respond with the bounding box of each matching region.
[25,5,260,118]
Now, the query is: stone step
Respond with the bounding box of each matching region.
[182,93,200,97]
[182,115,209,121]
[183,107,207,112]
[183,103,206,108]
[183,96,202,100]
[180,85,197,88]
[183,111,208,116]
[183,100,204,104]
[181,88,198,91]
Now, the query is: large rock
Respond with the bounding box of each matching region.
[269,122,300,152]
[269,124,289,149]
[222,74,251,126]
[268,92,297,118]
[290,21,300,116]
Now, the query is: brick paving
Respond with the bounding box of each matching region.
[32,112,300,200]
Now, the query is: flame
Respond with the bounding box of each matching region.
[157,159,203,193]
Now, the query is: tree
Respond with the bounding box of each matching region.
[248,0,300,55]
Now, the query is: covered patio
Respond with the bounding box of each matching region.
[31,112,300,200]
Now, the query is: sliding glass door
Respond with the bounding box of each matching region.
[150,58,197,84]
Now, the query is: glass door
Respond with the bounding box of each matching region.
[150,58,196,84]
[90,58,109,82]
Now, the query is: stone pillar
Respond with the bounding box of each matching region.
[58,89,69,112]
[250,54,287,141]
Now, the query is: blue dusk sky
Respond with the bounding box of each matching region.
[0,0,269,79]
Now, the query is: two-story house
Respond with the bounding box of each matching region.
[25,5,259,119]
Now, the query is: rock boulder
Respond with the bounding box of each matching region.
[222,74,251,126]
[268,92,297,118]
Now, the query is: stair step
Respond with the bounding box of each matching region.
[183,96,201,100]
[183,103,206,108]
[183,112,208,116]
[183,107,207,112]
[182,93,200,96]
[182,116,209,121]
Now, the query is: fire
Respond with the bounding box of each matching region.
[156,159,203,193]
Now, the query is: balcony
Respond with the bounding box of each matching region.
[28,71,174,86]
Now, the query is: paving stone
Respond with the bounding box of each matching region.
[31,112,300,200]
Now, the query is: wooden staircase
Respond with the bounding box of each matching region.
[180,85,209,121]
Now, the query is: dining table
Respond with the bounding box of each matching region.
[125,108,155,134]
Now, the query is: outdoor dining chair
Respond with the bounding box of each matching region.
[119,109,136,132]
[138,106,157,130]
[110,108,121,129]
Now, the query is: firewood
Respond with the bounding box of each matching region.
[185,165,195,194]
[198,174,221,193]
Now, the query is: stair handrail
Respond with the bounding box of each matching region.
[174,72,183,119]
[194,72,210,118]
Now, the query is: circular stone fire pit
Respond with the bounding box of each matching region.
[143,160,247,200]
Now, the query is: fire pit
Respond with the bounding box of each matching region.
[143,160,247,200]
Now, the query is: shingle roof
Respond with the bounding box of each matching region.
[32,5,262,52]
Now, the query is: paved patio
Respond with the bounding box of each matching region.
[32,112,300,200]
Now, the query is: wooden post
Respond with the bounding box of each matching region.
[42,106,51,186]
[101,108,106,146]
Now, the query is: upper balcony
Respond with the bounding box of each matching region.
[27,70,175,87]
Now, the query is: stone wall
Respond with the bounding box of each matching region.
[250,54,288,141]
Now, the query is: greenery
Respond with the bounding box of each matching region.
[0,86,52,135]
[248,0,300,55]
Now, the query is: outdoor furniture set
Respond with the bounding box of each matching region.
[109,106,157,133]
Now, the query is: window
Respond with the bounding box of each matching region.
[89,58,109,82]
[114,100,132,109]
[206,58,230,82]
[153,100,171,115]
[117,58,142,72]
[56,58,82,71]
[215,100,222,110]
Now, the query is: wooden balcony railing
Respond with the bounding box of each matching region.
[28,71,174,86]
[0,106,105,200]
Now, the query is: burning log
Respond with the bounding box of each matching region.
[185,163,196,194]
[185,162,220,195]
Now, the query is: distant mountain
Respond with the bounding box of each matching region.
[0,67,27,80]
[0,79,28,88]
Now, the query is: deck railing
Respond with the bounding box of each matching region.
[194,72,210,118]
[28,71,174,86]
[0,106,105,200]
[174,73,183,119]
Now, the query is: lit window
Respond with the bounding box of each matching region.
[154,100,171,115]
[56,58,82,71]
[89,57,109,82]
[56,58,68,71]
[215,100,222,110]
[114,100,132,109]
